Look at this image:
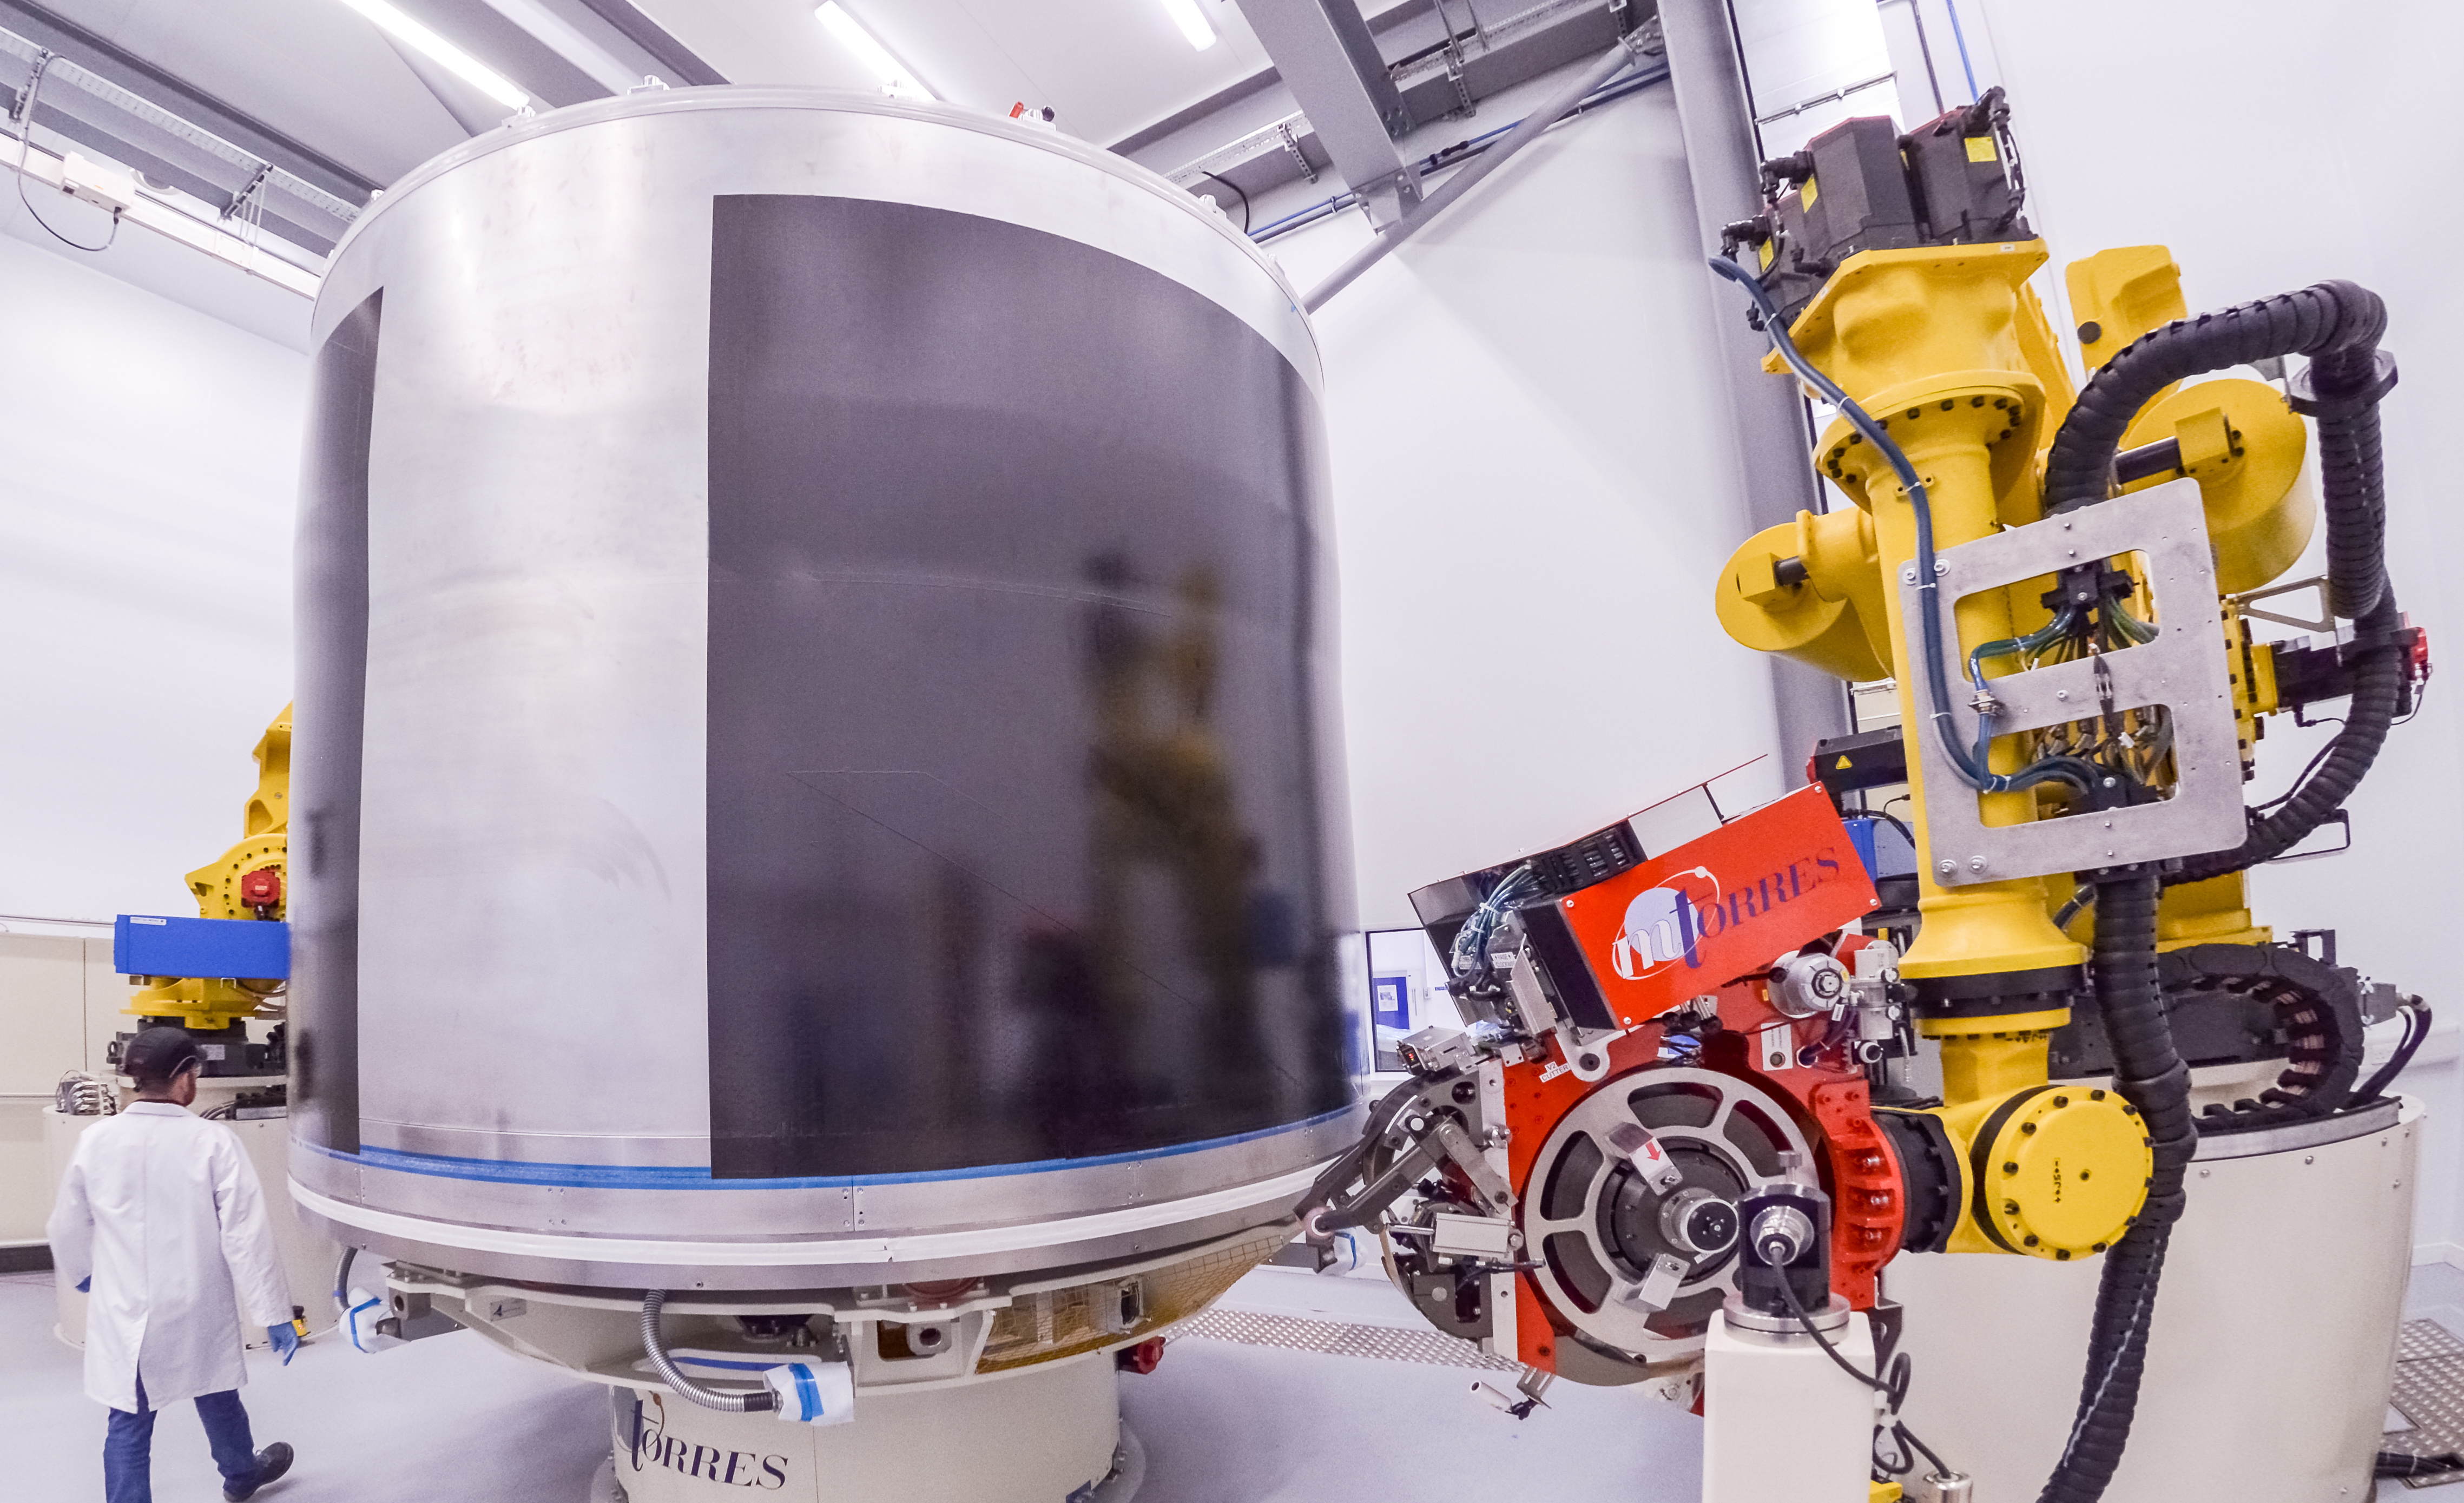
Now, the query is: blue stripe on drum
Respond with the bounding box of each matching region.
[305,1102,1355,1190]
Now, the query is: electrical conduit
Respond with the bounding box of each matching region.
[642,1290,777,1413]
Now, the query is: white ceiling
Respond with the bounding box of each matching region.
[640,0,1283,147]
[20,0,1342,204]
[39,0,476,183]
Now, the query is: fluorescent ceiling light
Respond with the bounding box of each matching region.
[1161,0,1217,50]
[340,0,531,110]
[815,3,934,101]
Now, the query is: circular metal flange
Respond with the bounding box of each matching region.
[188,834,286,920]
[1521,1066,1812,1372]
[1814,372,2048,517]
[1722,1290,1852,1337]
[1972,1085,2150,1258]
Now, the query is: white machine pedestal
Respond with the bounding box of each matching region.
[1892,1099,2421,1503]
[1705,1300,1875,1503]
[605,1351,1133,1502]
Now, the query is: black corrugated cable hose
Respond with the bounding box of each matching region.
[2038,875,2193,1503]
[2174,593,2402,881]
[2030,282,2399,1503]
[2041,280,2402,882]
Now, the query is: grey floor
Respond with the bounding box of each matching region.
[2,1261,2450,1502]
[2408,1263,2464,1350]
[0,1269,607,1502]
[0,1264,1698,1503]
[2390,1263,2464,1499]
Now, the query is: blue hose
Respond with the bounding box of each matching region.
[1707,257,2056,796]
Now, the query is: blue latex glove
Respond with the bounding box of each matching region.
[75,1277,89,1293]
[268,1323,299,1365]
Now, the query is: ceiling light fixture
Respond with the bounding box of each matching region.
[814,4,934,101]
[1161,0,1218,50]
[340,0,531,110]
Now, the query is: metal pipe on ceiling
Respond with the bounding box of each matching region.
[1244,62,1666,245]
[1300,26,1653,313]
[0,0,380,200]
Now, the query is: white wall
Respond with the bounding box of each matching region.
[0,933,149,1244]
[0,229,308,926]
[1736,0,1900,147]
[1262,87,1790,930]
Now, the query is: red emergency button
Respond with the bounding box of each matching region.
[240,866,283,909]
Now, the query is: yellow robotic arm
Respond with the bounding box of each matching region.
[1705,85,2416,1503]
[126,704,292,1032]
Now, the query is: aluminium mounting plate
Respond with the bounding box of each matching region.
[1898,479,2245,887]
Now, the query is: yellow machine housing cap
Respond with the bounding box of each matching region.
[1974,1086,2152,1258]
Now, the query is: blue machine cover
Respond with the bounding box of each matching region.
[114,915,291,980]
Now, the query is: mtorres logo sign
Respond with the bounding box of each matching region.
[1612,867,1721,978]
[627,1392,792,1491]
[1561,786,1877,1025]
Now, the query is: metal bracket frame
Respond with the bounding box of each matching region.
[1427,0,1477,118]
[2230,572,2334,634]
[1234,0,1422,225]
[1897,480,2245,886]
[1274,119,1318,184]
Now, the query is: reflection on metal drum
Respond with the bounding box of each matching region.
[286,89,1360,1284]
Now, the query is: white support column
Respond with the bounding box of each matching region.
[1704,1306,1875,1503]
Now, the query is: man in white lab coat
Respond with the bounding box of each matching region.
[49,1026,300,1503]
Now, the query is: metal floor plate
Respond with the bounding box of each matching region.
[2403,1322,2464,1362]
[2387,1321,2464,1486]
[1174,1307,1520,1372]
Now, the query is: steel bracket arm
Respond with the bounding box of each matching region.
[1233,0,1422,225]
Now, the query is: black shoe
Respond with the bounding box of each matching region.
[224,1442,294,1501]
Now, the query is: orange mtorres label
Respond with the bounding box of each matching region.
[1551,786,1877,1026]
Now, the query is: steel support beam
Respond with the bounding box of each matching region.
[1301,31,1655,311]
[1157,0,1627,221]
[569,0,727,88]
[1660,0,1851,780]
[1233,0,1421,225]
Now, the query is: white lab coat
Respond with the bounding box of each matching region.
[47,1102,292,1413]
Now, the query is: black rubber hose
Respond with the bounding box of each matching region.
[2174,591,2402,883]
[2315,400,2390,621]
[2043,280,2384,519]
[2022,283,2399,1503]
[2354,1001,2433,1104]
[2037,876,2191,1503]
[2040,280,2401,881]
[2044,280,2387,616]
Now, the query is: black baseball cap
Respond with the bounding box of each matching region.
[121,1026,205,1083]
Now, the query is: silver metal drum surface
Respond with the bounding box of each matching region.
[287,89,1362,1289]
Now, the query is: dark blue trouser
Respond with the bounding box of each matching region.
[104,1370,258,1503]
